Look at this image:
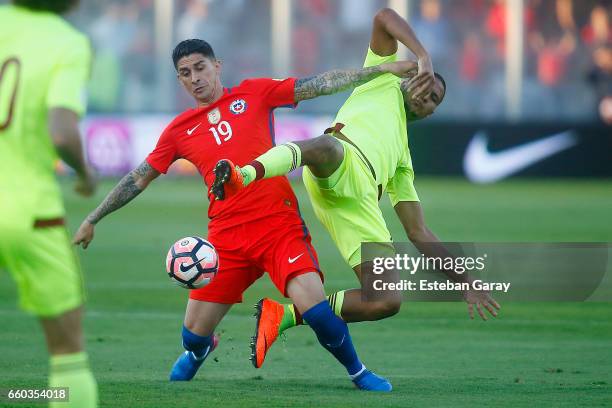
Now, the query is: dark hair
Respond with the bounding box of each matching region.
[172,39,216,69]
[434,72,447,101]
[13,0,78,14]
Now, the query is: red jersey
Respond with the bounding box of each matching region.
[146,78,300,230]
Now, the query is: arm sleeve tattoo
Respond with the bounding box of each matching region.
[294,65,384,102]
[86,161,155,224]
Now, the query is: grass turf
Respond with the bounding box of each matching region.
[1,177,611,407]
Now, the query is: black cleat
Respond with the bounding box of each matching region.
[250,299,264,368]
[210,160,232,200]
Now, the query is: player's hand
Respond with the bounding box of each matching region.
[75,168,97,197]
[73,220,95,249]
[381,60,418,78]
[463,289,500,320]
[406,56,435,101]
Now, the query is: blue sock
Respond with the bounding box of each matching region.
[302,300,364,376]
[182,326,213,360]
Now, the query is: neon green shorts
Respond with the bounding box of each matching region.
[0,219,85,317]
[303,140,394,268]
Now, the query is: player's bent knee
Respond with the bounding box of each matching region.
[303,136,344,166]
[368,298,402,320]
[380,298,402,318]
[317,136,344,164]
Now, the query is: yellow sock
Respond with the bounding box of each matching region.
[242,143,302,186]
[279,304,301,333]
[49,352,98,408]
[327,290,345,318]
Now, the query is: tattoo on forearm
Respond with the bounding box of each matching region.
[86,161,153,224]
[294,66,384,101]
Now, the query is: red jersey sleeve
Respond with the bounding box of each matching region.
[242,78,297,108]
[146,122,178,174]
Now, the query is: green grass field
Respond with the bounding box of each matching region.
[1,177,611,407]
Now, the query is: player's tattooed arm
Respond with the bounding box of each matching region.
[294,66,382,101]
[85,160,160,225]
[294,61,416,102]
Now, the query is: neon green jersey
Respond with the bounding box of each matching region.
[0,5,90,221]
[332,47,415,205]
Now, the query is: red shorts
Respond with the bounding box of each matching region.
[189,212,322,304]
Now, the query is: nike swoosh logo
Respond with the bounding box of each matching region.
[288,253,304,264]
[187,123,201,135]
[463,131,578,183]
[326,334,345,348]
[179,259,206,273]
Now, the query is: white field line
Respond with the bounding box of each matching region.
[0,308,610,328]
[0,309,253,321]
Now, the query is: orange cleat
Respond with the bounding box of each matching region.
[250,298,285,368]
[210,159,245,200]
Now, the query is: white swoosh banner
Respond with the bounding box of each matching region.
[463,131,579,184]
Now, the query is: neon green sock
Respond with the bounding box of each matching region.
[327,290,346,318]
[279,304,300,334]
[49,352,98,408]
[241,142,302,187]
[239,165,256,186]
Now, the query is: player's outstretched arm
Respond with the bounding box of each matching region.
[49,107,97,197]
[371,8,434,100]
[293,60,417,102]
[393,201,500,320]
[73,160,160,249]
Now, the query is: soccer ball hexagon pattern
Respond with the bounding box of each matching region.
[165,236,218,289]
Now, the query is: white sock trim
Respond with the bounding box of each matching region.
[349,364,366,380]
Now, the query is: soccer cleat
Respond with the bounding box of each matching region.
[210,159,245,200]
[169,334,219,381]
[250,298,285,368]
[352,369,393,392]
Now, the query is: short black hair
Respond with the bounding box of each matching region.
[434,72,447,102]
[12,0,78,14]
[172,39,216,69]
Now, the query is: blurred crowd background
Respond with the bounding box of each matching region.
[3,0,611,122]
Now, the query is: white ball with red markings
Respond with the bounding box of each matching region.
[165,236,218,289]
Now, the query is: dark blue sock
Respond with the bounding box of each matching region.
[302,300,363,376]
[182,326,213,359]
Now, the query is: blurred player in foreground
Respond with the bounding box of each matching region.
[212,8,501,366]
[73,38,417,390]
[0,0,98,406]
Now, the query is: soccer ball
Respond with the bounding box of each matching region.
[166,236,218,289]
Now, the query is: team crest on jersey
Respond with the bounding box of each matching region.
[229,99,247,115]
[207,107,221,125]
